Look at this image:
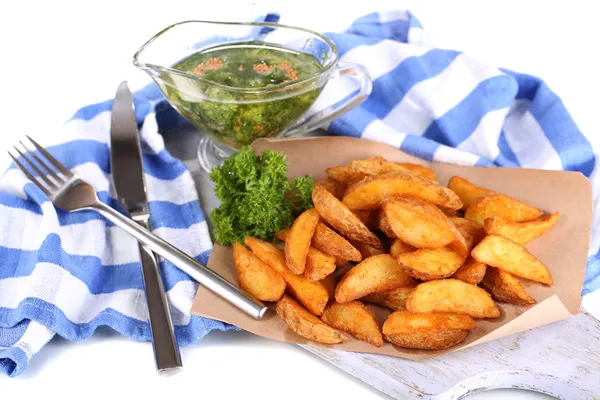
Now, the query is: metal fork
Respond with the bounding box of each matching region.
[9,136,268,320]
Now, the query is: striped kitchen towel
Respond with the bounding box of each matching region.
[1,9,598,377]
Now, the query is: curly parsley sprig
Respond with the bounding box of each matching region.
[210,146,314,245]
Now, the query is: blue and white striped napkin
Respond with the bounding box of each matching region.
[1,9,598,377]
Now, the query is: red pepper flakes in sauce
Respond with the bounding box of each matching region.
[193,57,224,75]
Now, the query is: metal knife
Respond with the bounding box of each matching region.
[110,81,182,375]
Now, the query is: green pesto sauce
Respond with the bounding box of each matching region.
[164,42,323,148]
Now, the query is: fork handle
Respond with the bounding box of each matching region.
[92,202,269,320]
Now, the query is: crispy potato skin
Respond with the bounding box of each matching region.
[406,279,500,318]
[395,163,438,183]
[321,301,383,347]
[481,267,536,306]
[276,295,348,344]
[326,166,366,186]
[362,281,417,310]
[354,210,378,231]
[335,254,411,303]
[312,186,383,248]
[465,194,543,227]
[350,240,387,259]
[245,237,330,315]
[285,208,320,274]
[382,310,476,334]
[389,239,417,258]
[233,242,286,301]
[450,217,485,252]
[452,257,487,285]
[377,211,397,238]
[342,172,462,211]
[384,330,468,350]
[348,156,408,177]
[484,213,559,245]
[315,178,347,200]
[382,197,457,249]
[312,222,362,262]
[448,176,494,210]
[471,234,553,285]
[304,247,336,281]
[397,248,466,281]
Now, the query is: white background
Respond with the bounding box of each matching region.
[0,1,597,399]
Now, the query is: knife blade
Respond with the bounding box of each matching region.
[110,81,182,375]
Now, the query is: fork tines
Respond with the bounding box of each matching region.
[8,136,74,197]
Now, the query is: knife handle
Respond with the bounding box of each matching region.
[138,243,183,375]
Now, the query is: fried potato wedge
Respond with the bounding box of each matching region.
[285,208,320,274]
[439,206,460,217]
[354,210,378,231]
[276,295,347,344]
[342,172,462,211]
[321,274,337,299]
[334,256,348,268]
[471,234,553,285]
[362,281,417,310]
[465,194,543,227]
[450,217,485,252]
[311,222,362,262]
[448,176,494,210]
[382,310,474,350]
[312,186,382,248]
[350,240,387,259]
[383,310,476,334]
[397,248,466,281]
[382,197,457,249]
[395,163,438,183]
[335,254,411,303]
[484,213,559,245]
[304,248,336,281]
[385,330,468,350]
[314,178,347,200]
[233,242,286,302]
[451,257,487,285]
[321,301,383,347]
[326,166,366,186]
[481,267,536,306]
[406,279,500,318]
[348,156,407,177]
[377,211,397,238]
[245,237,329,315]
[276,229,337,281]
[389,239,417,258]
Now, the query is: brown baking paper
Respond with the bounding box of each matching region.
[191,136,592,360]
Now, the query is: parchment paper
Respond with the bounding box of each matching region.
[190,136,592,360]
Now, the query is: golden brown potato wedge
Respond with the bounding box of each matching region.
[450,217,485,252]
[276,229,336,281]
[406,279,500,318]
[335,254,411,303]
[439,206,460,217]
[276,294,347,344]
[382,197,457,249]
[233,242,286,302]
[382,310,475,350]
[385,330,468,350]
[321,301,383,347]
[395,163,438,183]
[362,281,417,310]
[465,194,543,227]
[481,267,536,306]
[354,210,378,231]
[484,213,559,245]
[321,274,337,300]
[334,256,348,268]
[389,239,417,258]
[285,208,320,274]
[304,247,336,281]
[448,176,494,210]
[348,156,407,177]
[326,166,366,186]
[314,178,347,200]
[471,234,553,285]
[377,211,397,238]
[451,257,487,285]
[350,240,387,259]
[397,248,466,281]
[244,237,329,315]
[312,186,382,248]
[342,172,462,211]
[311,222,362,262]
